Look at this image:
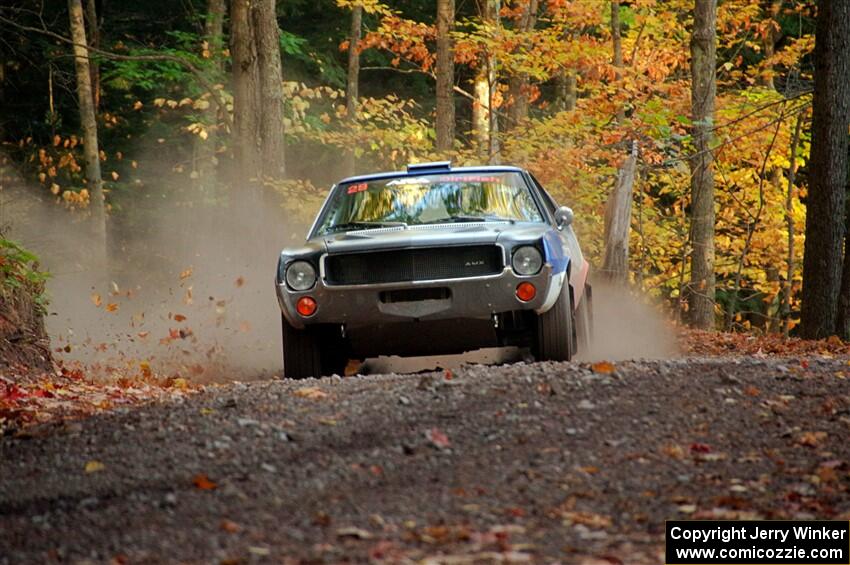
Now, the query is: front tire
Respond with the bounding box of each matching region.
[281,315,348,379]
[534,281,575,362]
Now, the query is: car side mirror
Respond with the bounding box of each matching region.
[554,206,574,228]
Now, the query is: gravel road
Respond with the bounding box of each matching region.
[2,356,850,564]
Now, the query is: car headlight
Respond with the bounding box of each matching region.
[285,260,317,291]
[512,246,543,276]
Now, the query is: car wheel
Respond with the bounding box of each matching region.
[535,280,574,362]
[281,315,349,379]
[575,283,593,354]
[281,314,322,379]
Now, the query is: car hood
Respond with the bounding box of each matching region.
[316,222,552,254]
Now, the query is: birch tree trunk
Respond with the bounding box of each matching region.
[686,0,717,329]
[68,0,106,252]
[84,0,100,108]
[802,0,850,338]
[435,0,455,153]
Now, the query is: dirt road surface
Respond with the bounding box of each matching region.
[2,356,850,563]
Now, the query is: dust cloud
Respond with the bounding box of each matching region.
[2,157,677,382]
[367,280,679,373]
[1,161,308,382]
[577,280,679,361]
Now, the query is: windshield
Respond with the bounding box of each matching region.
[315,171,543,235]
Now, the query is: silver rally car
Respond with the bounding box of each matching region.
[275,161,592,378]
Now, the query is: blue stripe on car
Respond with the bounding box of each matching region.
[542,231,569,274]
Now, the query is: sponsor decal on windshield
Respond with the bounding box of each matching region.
[346,182,368,194]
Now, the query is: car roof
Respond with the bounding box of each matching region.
[337,164,527,185]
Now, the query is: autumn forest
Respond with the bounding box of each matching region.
[1,0,850,342]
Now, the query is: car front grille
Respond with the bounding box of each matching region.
[324,245,503,286]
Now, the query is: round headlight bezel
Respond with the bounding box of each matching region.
[512,245,543,276]
[285,260,317,291]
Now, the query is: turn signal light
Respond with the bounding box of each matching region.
[296,296,317,316]
[516,282,536,302]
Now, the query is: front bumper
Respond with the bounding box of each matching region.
[276,264,557,330]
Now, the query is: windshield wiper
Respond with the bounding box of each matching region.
[324,220,407,233]
[432,215,516,224]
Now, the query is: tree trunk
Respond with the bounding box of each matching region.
[686,0,717,329]
[601,141,638,285]
[781,112,803,336]
[344,4,362,174]
[472,71,489,156]
[801,0,850,339]
[84,0,100,108]
[507,0,537,129]
[230,0,261,180]
[473,0,500,162]
[611,0,624,122]
[556,70,577,112]
[205,0,226,65]
[68,0,106,249]
[194,0,226,189]
[251,0,285,179]
[838,203,850,338]
[759,0,780,90]
[435,0,455,153]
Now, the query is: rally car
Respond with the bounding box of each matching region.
[275,161,592,379]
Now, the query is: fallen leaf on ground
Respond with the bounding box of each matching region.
[690,442,712,454]
[85,460,105,473]
[337,527,373,539]
[294,387,328,400]
[797,431,827,448]
[192,473,217,490]
[220,519,240,533]
[590,361,616,374]
[661,444,685,459]
[426,427,451,448]
[560,511,612,529]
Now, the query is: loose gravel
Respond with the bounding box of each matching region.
[2,356,850,563]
